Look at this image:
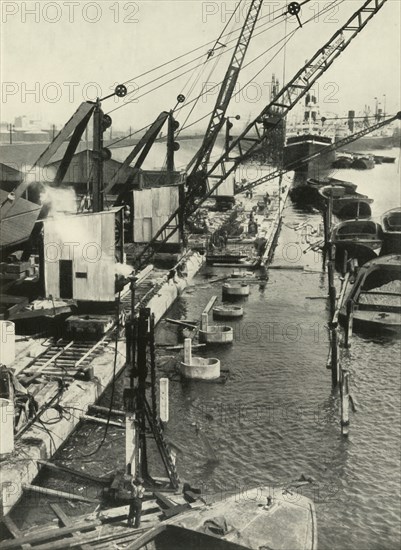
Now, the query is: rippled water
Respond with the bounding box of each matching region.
[10,151,401,549]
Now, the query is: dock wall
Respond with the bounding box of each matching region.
[0,252,204,517]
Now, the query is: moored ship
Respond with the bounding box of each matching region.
[283,94,336,178]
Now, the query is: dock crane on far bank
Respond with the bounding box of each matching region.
[135,0,389,268]
[236,110,401,195]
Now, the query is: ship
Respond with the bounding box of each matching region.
[336,102,398,152]
[381,207,401,254]
[283,93,336,178]
[331,219,383,266]
[339,254,401,334]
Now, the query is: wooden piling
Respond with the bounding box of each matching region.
[344,300,354,348]
[340,369,350,435]
[184,338,192,365]
[330,327,340,387]
[342,249,348,277]
[201,313,209,332]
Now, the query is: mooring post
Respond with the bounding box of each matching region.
[159,378,169,423]
[340,369,350,435]
[344,300,354,348]
[331,326,340,387]
[184,338,192,365]
[201,312,209,332]
[328,261,337,321]
[342,249,348,277]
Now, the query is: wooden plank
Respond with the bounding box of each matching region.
[1,517,31,550]
[49,504,72,526]
[164,318,197,329]
[153,492,175,509]
[31,525,152,550]
[89,404,125,416]
[22,484,100,504]
[162,503,191,518]
[164,343,206,351]
[0,521,100,550]
[38,460,112,484]
[80,415,125,429]
[125,525,166,550]
[202,295,217,315]
[49,504,91,550]
[2,517,22,538]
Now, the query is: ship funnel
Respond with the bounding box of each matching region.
[348,110,355,133]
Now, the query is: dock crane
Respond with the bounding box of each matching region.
[186,0,264,181]
[236,111,401,194]
[136,0,389,267]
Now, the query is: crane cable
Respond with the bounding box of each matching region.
[175,0,344,140]
[118,0,298,88]
[106,4,308,116]
[106,0,328,147]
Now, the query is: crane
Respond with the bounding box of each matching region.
[236,111,401,194]
[186,0,264,179]
[135,0,388,267]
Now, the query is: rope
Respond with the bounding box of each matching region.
[118,0,293,88]
[106,9,296,116]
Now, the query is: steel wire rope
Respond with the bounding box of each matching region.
[118,0,298,87]
[140,21,303,149]
[176,46,230,139]
[106,11,298,116]
[105,0,330,158]
[178,0,242,102]
[174,0,344,143]
[105,15,289,147]
[173,28,300,152]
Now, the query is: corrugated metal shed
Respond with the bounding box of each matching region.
[46,150,137,192]
[0,189,41,250]
[133,185,181,243]
[0,162,23,185]
[42,208,124,302]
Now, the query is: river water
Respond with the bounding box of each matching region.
[10,150,401,549]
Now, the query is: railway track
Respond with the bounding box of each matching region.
[20,335,115,381]
[18,272,162,382]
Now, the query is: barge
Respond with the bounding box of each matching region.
[340,254,401,334]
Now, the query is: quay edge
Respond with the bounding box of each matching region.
[0,251,204,517]
[1,178,291,518]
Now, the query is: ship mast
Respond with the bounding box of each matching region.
[135,0,389,266]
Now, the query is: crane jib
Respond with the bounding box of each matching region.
[136,0,389,265]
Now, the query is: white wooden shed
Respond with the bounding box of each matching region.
[42,207,124,302]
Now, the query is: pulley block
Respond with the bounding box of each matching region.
[176,94,185,103]
[288,2,300,15]
[102,114,112,130]
[115,84,128,97]
[101,148,112,161]
[288,2,302,27]
[173,142,180,151]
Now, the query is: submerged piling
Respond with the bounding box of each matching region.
[340,369,350,436]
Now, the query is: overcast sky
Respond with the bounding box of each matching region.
[1,0,400,133]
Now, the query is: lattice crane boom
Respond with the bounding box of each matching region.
[236,111,401,193]
[136,0,388,267]
[187,0,265,176]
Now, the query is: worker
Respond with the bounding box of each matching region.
[127,476,145,528]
